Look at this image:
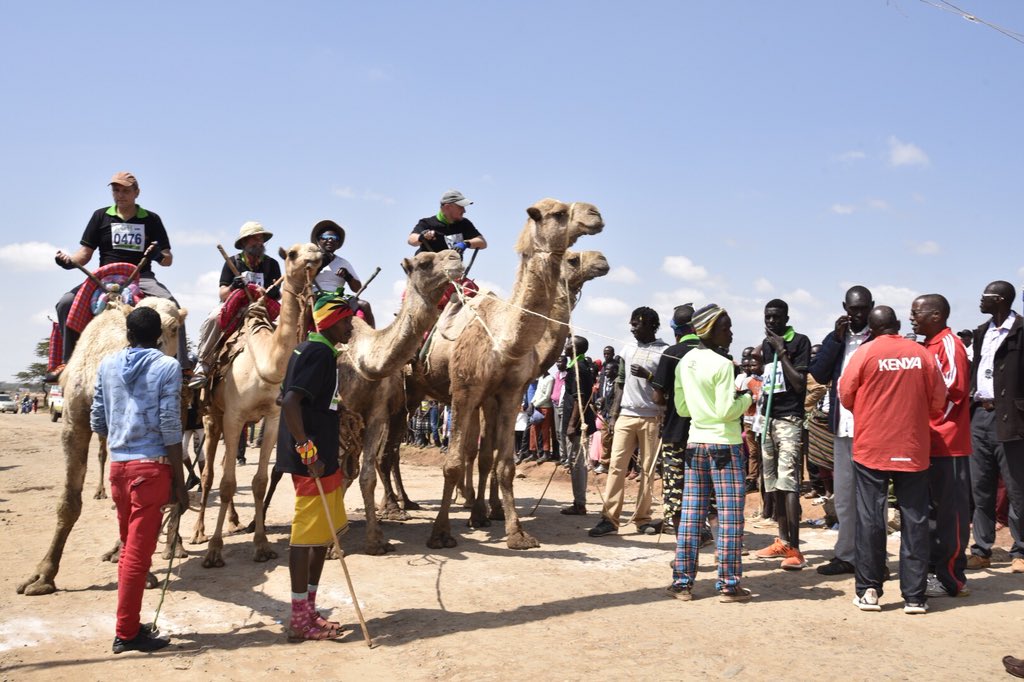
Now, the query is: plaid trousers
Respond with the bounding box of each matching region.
[671,442,746,592]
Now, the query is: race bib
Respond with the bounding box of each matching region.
[762,360,788,395]
[111,223,145,253]
[242,271,265,287]
[444,232,464,249]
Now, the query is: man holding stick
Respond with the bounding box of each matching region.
[276,293,356,641]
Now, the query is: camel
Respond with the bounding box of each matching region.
[18,297,186,596]
[392,250,610,512]
[191,243,322,569]
[417,199,604,550]
[335,249,465,555]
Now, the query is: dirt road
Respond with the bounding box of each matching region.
[1,412,1021,680]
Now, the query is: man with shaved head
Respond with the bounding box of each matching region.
[910,294,972,597]
[840,306,946,613]
[967,281,1024,574]
[809,285,874,576]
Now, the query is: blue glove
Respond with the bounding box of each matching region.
[454,241,468,253]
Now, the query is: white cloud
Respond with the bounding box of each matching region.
[331,186,397,205]
[830,204,856,215]
[367,67,391,81]
[784,288,820,307]
[888,136,930,167]
[754,277,774,294]
[912,192,926,203]
[871,284,919,318]
[662,256,708,282]
[652,288,705,311]
[472,280,506,298]
[865,198,889,211]
[836,150,866,162]
[910,240,940,255]
[30,308,54,326]
[607,266,639,285]
[0,241,61,272]
[583,296,629,316]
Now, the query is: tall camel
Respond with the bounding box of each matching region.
[425,199,604,550]
[337,249,464,555]
[18,297,185,596]
[191,242,321,569]
[393,250,609,513]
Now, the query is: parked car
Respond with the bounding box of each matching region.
[49,386,63,422]
[0,392,17,414]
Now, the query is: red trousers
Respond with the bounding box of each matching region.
[529,407,554,452]
[109,460,171,640]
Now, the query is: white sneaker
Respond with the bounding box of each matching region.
[853,587,882,612]
[904,601,928,615]
[925,574,950,598]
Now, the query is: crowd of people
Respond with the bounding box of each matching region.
[48,172,1023,656]
[503,286,1022,613]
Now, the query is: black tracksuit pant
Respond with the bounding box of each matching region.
[854,461,930,603]
[928,456,971,595]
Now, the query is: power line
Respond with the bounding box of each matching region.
[917,0,1024,45]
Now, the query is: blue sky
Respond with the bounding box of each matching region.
[1,2,1022,381]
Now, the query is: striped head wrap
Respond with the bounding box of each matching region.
[312,293,355,331]
[691,303,726,339]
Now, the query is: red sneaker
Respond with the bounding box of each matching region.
[754,537,788,559]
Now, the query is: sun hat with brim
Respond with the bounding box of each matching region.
[310,219,346,248]
[234,221,274,250]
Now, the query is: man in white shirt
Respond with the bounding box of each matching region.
[967,280,1024,574]
[588,307,668,537]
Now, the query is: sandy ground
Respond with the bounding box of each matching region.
[1,411,1022,681]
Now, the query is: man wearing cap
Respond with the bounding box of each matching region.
[277,293,355,641]
[651,303,700,536]
[189,221,281,388]
[311,220,375,327]
[407,190,487,255]
[52,172,185,376]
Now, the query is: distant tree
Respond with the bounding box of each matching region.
[15,338,49,393]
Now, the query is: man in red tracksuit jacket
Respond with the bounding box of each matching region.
[840,306,946,614]
[911,294,972,598]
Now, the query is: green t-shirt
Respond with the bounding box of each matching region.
[674,347,751,445]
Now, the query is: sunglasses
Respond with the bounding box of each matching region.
[319,235,341,242]
[981,293,1004,300]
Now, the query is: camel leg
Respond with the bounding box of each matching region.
[191,414,220,544]
[249,413,278,562]
[494,404,538,550]
[360,415,394,555]
[469,402,494,528]
[203,414,242,568]
[18,418,91,595]
[93,436,108,500]
[378,412,411,521]
[246,465,283,532]
[427,402,478,549]
[161,505,188,560]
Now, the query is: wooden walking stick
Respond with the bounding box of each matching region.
[313,477,373,648]
[217,244,257,303]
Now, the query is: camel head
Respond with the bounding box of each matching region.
[562,250,610,295]
[279,242,325,292]
[401,249,465,301]
[515,199,604,256]
[134,296,187,357]
[565,201,604,247]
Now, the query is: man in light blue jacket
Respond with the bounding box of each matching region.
[91,306,188,654]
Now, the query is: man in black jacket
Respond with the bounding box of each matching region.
[967,280,1024,574]
[807,285,874,576]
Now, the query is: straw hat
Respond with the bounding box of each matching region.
[234,221,273,250]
